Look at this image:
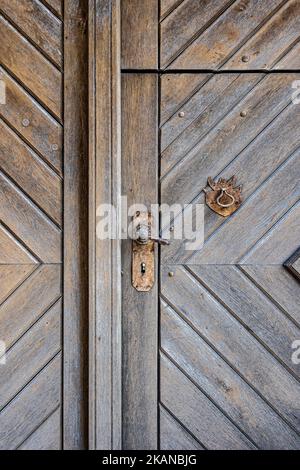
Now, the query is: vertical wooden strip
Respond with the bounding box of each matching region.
[64,0,89,450]
[88,0,122,450]
[122,74,158,449]
[121,0,159,69]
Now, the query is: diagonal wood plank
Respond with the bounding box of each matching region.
[0,353,61,450]
[161,300,300,449]
[161,265,300,432]
[0,15,62,117]
[285,249,300,280]
[0,172,62,262]
[160,406,205,450]
[0,67,62,174]
[189,265,300,376]
[0,265,36,304]
[0,300,61,410]
[0,265,61,352]
[161,354,255,450]
[1,0,62,66]
[0,224,37,264]
[18,407,61,450]
[41,0,62,19]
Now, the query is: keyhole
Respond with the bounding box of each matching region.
[141,262,146,275]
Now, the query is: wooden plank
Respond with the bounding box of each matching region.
[160,406,204,450]
[88,0,122,450]
[160,0,232,68]
[162,73,296,209]
[285,249,300,280]
[0,0,63,66]
[224,0,300,70]
[160,0,184,19]
[122,73,158,449]
[168,0,284,69]
[241,266,300,326]
[161,266,300,431]
[0,172,61,263]
[63,0,89,450]
[0,300,61,410]
[0,265,61,351]
[160,73,210,124]
[0,225,37,264]
[161,354,255,450]
[0,67,62,174]
[0,16,62,118]
[190,265,300,377]
[0,265,35,304]
[274,41,300,69]
[241,202,300,265]
[0,120,62,225]
[43,0,63,18]
[0,354,61,450]
[121,0,158,69]
[191,148,300,264]
[19,408,61,450]
[161,300,300,449]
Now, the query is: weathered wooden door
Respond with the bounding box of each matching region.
[0,1,88,449]
[121,0,300,450]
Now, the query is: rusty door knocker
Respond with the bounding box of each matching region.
[205,176,242,217]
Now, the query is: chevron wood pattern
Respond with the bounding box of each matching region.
[160,0,300,70]
[0,1,63,450]
[159,69,300,449]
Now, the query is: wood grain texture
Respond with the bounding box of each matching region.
[0,354,61,450]
[121,0,158,69]
[88,0,122,450]
[122,73,158,449]
[160,406,204,450]
[0,225,37,264]
[161,300,300,449]
[63,0,89,450]
[0,67,63,174]
[18,408,61,450]
[0,265,35,303]
[42,0,63,18]
[0,0,63,66]
[161,354,255,450]
[0,15,62,117]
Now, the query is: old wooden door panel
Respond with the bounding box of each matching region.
[160,0,300,70]
[160,73,300,265]
[0,0,87,450]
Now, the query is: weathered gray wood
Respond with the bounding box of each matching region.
[160,406,204,450]
[0,15,62,117]
[88,0,122,450]
[224,0,300,70]
[190,265,300,376]
[0,354,61,450]
[160,73,210,124]
[0,120,62,225]
[1,0,63,66]
[162,73,297,209]
[285,249,300,281]
[0,265,61,351]
[168,0,285,69]
[19,408,61,450]
[160,0,185,20]
[241,202,300,265]
[161,354,255,450]
[0,67,63,174]
[42,0,62,18]
[122,73,158,449]
[121,0,158,69]
[0,225,37,264]
[0,300,61,410]
[161,266,300,432]
[0,265,35,303]
[160,0,233,69]
[0,172,62,262]
[191,148,300,264]
[161,300,300,449]
[63,0,89,450]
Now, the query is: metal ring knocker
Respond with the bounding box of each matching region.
[216,188,235,208]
